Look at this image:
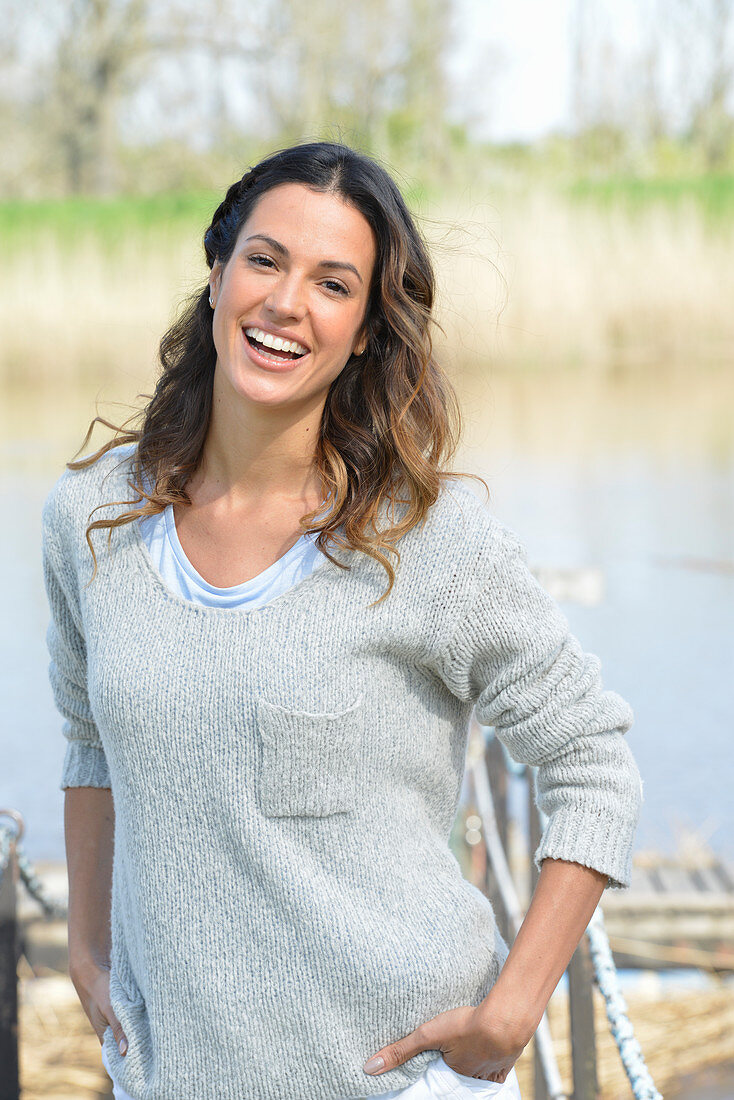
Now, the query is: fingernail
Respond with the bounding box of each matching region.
[363,1056,384,1073]
[119,1037,128,1056]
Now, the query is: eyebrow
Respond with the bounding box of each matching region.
[244,234,364,285]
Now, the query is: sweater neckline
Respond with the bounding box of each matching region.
[129,505,342,616]
[162,502,317,597]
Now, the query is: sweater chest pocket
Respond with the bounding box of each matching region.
[255,694,363,817]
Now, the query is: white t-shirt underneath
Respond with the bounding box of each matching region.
[138,503,326,611]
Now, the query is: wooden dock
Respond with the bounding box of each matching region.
[600,849,734,972]
[462,727,734,976]
[502,836,734,972]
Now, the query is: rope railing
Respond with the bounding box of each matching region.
[0,814,67,920]
[0,825,12,884]
[471,729,664,1100]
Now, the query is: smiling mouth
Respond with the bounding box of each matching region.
[243,327,310,363]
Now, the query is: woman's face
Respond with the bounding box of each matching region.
[209,182,376,410]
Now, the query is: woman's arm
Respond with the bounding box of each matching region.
[42,486,127,1050]
[64,786,129,1054]
[429,520,643,892]
[65,786,115,979]
[362,856,607,1080]
[475,856,606,1041]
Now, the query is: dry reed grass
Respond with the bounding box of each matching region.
[18,966,111,1099]
[17,965,734,1099]
[3,190,734,388]
[426,190,734,375]
[537,982,734,1100]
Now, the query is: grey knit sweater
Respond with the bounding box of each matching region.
[41,444,642,1100]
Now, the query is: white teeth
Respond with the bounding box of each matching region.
[244,327,308,356]
[258,345,291,363]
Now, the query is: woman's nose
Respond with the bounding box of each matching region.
[263,274,306,321]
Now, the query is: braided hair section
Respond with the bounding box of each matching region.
[203,166,261,268]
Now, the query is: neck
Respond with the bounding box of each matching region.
[193,371,327,508]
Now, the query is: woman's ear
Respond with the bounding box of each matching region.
[354,331,368,357]
[209,263,222,308]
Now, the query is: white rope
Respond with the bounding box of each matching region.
[585,905,664,1100]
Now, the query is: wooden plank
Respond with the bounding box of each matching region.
[486,736,509,855]
[533,1035,549,1100]
[568,936,598,1099]
[604,909,734,933]
[655,865,695,893]
[688,866,727,893]
[602,891,734,911]
[628,864,659,893]
[646,866,667,892]
[528,774,542,900]
[606,935,734,971]
[711,860,734,892]
[481,734,510,941]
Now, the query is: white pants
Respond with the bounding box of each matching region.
[102,1041,522,1099]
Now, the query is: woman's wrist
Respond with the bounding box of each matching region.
[472,858,608,1048]
[473,985,541,1049]
[479,947,556,1039]
[68,948,110,986]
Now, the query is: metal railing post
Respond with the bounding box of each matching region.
[470,738,566,1099]
[485,733,511,944]
[0,810,23,1100]
[525,767,550,1100]
[568,935,599,1100]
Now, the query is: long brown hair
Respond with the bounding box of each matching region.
[71,141,488,604]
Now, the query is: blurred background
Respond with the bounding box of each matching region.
[1,0,733,1097]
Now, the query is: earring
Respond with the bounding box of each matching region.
[209,293,214,308]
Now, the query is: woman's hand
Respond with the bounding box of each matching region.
[69,957,128,1055]
[362,1003,531,1083]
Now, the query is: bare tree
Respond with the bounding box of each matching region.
[11,0,260,195]
[678,0,734,167]
[2,0,469,194]
[400,0,452,170]
[570,0,734,168]
[251,0,453,170]
[45,0,153,194]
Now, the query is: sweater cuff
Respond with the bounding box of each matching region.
[60,741,112,790]
[533,802,637,891]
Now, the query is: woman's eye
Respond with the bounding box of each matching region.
[323,280,349,296]
[249,254,275,268]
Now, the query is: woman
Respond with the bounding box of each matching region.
[41,141,643,1100]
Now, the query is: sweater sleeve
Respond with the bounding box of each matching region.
[433,524,643,891]
[41,487,111,791]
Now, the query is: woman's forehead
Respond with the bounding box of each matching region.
[239,183,376,264]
